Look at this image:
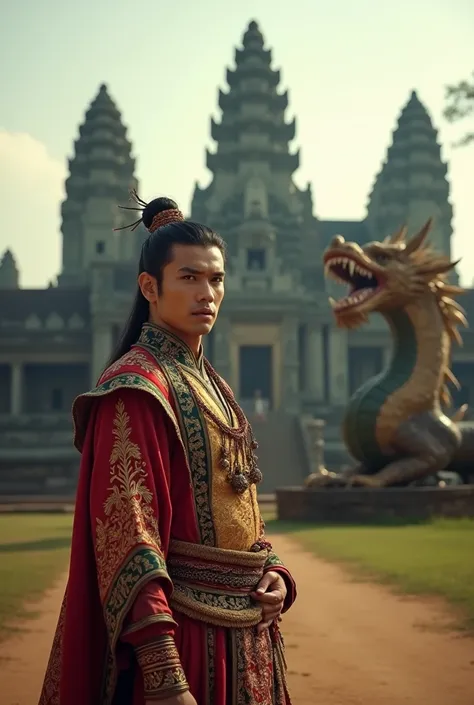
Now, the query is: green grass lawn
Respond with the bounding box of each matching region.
[266,517,474,629]
[0,513,73,640]
[2,508,474,643]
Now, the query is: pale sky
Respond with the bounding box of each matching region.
[1,0,473,288]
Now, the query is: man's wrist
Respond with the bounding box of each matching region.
[135,634,189,700]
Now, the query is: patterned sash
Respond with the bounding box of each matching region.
[167,540,268,628]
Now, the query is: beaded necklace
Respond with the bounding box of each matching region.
[178,360,263,494]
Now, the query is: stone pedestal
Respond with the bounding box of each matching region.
[306,418,327,475]
[276,486,474,522]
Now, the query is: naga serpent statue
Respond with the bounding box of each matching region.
[307,218,474,489]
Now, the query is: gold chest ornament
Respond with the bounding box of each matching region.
[178,360,263,495]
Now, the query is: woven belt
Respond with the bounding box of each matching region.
[167,540,268,628]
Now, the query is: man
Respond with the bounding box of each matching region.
[39,195,296,705]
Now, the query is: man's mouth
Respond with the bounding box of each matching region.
[192,309,214,317]
[324,255,382,310]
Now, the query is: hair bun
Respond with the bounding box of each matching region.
[142,197,183,232]
[146,206,184,233]
[115,193,183,233]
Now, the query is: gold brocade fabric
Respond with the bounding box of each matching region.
[179,366,261,552]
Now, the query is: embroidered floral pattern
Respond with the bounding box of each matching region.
[271,622,291,705]
[207,626,216,704]
[72,372,181,454]
[135,635,189,699]
[94,398,173,702]
[138,324,197,369]
[232,624,291,705]
[232,627,274,705]
[101,349,169,387]
[95,398,166,600]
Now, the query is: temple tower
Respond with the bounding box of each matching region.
[58,84,138,287]
[191,21,325,415]
[0,249,19,289]
[366,91,453,258]
[192,20,315,274]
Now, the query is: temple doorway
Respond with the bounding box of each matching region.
[239,345,273,412]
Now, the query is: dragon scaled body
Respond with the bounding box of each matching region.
[308,219,474,488]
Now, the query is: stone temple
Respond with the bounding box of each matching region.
[1,20,474,496]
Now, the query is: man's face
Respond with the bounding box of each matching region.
[148,244,225,343]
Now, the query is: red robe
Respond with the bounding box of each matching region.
[39,324,296,705]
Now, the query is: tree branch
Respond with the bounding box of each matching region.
[443,71,474,147]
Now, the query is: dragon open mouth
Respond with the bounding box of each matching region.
[324,255,381,310]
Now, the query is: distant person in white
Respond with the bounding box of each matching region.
[254,389,266,421]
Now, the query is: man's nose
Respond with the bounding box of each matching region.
[197,282,215,302]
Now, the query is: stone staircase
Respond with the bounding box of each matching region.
[252,412,310,494]
[0,413,79,497]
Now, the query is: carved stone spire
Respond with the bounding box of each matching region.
[366,90,453,258]
[205,20,298,177]
[0,249,19,289]
[192,21,311,273]
[59,83,138,286]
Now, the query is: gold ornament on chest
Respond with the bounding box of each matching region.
[220,435,262,494]
[179,363,263,495]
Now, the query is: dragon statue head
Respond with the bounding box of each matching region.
[323,218,467,342]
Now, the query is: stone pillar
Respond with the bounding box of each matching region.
[281,317,300,413]
[328,327,349,405]
[10,363,23,415]
[213,316,231,382]
[92,324,113,385]
[305,323,325,402]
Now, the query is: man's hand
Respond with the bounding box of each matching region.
[251,570,287,634]
[146,690,197,705]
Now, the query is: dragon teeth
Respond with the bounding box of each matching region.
[329,288,376,310]
[325,256,374,279]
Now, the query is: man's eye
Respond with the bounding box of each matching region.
[182,275,195,281]
[213,277,224,283]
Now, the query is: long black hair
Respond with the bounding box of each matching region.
[107,195,226,367]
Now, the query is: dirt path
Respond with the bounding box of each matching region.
[0,573,67,705]
[275,534,474,705]
[1,537,474,704]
